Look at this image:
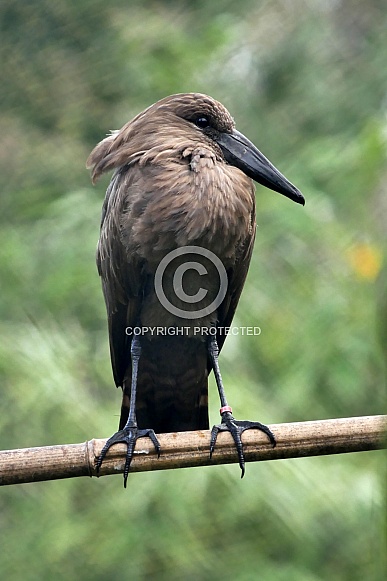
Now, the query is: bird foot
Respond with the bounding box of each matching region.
[210,411,276,478]
[96,423,161,487]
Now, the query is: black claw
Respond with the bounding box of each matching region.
[96,424,161,487]
[210,412,276,477]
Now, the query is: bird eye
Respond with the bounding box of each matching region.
[195,116,210,129]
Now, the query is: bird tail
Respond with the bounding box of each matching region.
[195,382,209,430]
[118,378,209,432]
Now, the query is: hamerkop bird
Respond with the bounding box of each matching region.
[87,93,304,486]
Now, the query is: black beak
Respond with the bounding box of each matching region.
[215,129,305,205]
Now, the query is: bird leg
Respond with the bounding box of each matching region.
[208,333,276,477]
[96,335,161,487]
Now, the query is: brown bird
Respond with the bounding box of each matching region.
[87,93,304,486]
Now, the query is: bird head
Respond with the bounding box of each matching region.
[87,92,304,205]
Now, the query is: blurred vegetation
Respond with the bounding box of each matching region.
[0,1,386,579]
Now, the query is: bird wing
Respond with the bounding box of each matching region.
[97,168,143,388]
[215,203,256,354]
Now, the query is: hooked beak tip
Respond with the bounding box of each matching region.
[288,186,305,206]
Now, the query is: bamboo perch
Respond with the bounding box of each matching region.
[0,415,386,486]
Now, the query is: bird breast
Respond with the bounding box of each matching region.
[122,144,255,266]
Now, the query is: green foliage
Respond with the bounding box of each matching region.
[0,1,385,580]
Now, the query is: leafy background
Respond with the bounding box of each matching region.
[0,1,386,579]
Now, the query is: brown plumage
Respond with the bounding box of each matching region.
[87,93,304,486]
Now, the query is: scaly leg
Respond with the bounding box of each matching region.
[96,335,160,487]
[208,334,276,477]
